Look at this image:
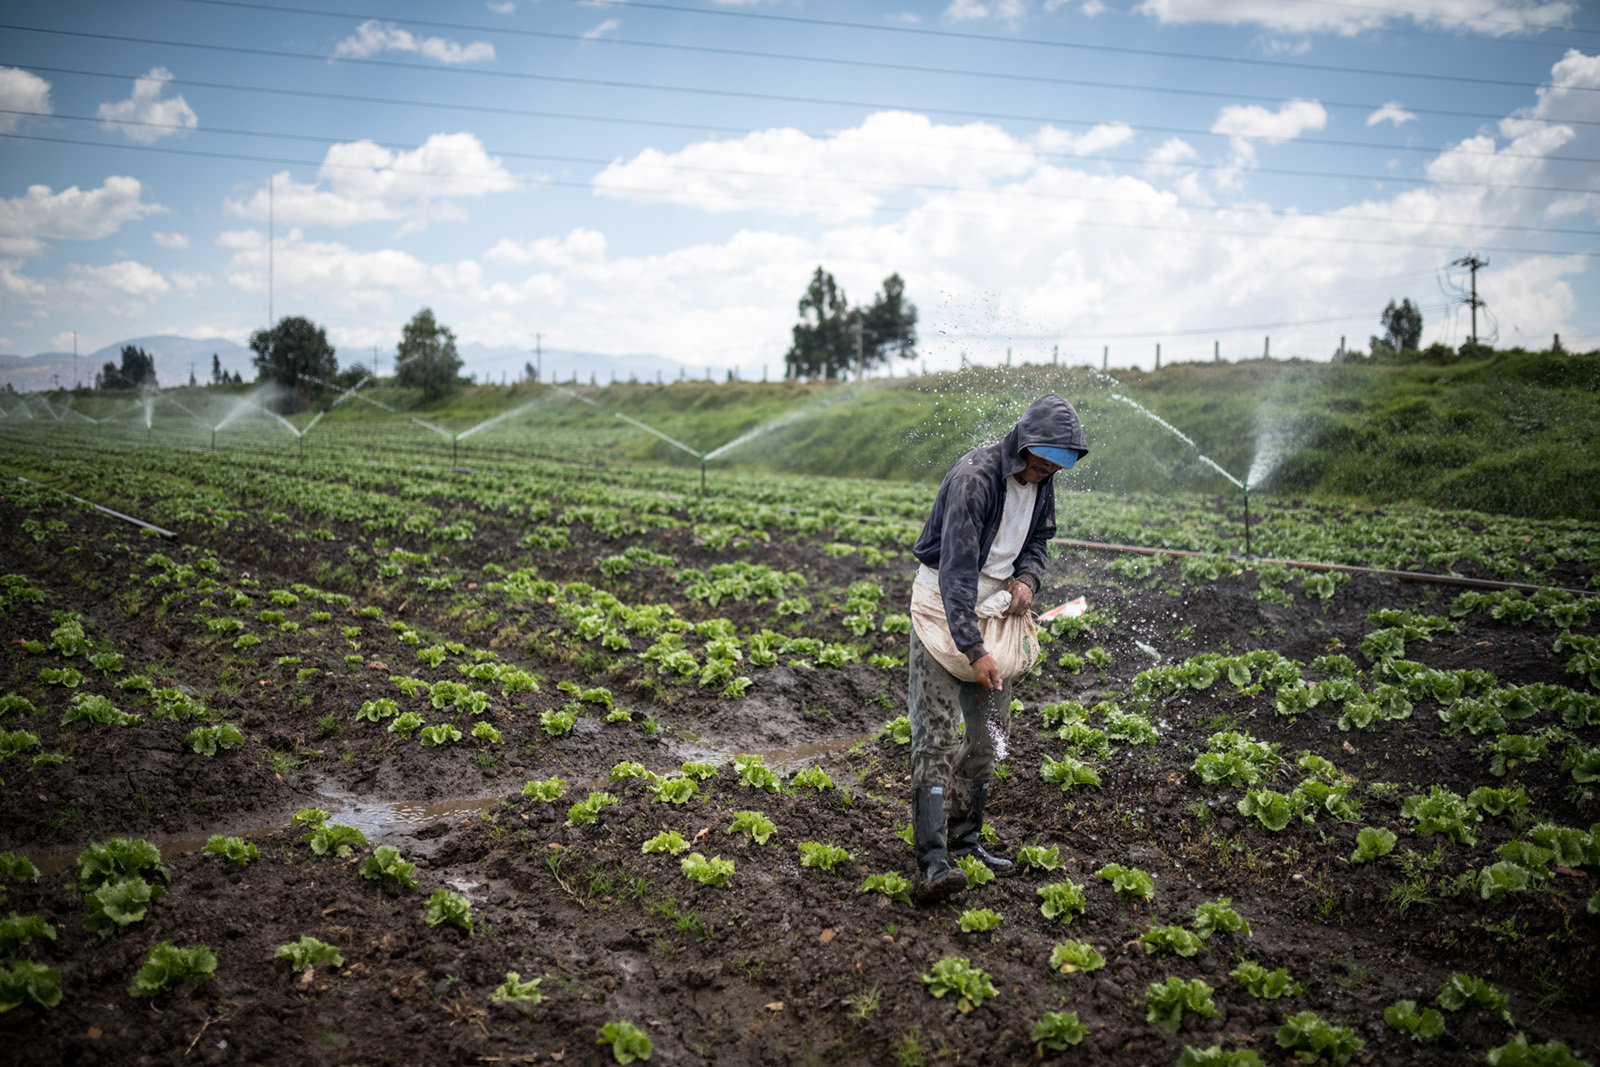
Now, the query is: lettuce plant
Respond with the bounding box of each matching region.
[1048,939,1104,974]
[356,698,398,723]
[419,723,462,747]
[61,693,141,727]
[566,791,617,827]
[1435,973,1512,1022]
[1193,897,1250,939]
[0,730,41,760]
[596,1020,653,1064]
[954,854,995,886]
[734,754,781,792]
[359,846,419,890]
[1145,976,1218,1032]
[1350,827,1397,864]
[1401,786,1477,846]
[882,716,912,744]
[389,712,424,739]
[491,971,543,1009]
[0,913,54,955]
[919,956,996,1013]
[77,837,166,892]
[790,765,834,792]
[958,907,1001,933]
[424,888,474,934]
[1096,863,1154,900]
[297,814,367,858]
[1016,844,1065,871]
[1231,960,1299,999]
[1384,1000,1445,1041]
[274,936,344,970]
[540,708,576,736]
[1141,925,1203,957]
[1238,789,1298,831]
[1176,1046,1263,1066]
[471,722,502,745]
[858,872,912,905]
[727,811,776,845]
[1031,1010,1086,1050]
[1040,755,1101,790]
[128,942,216,998]
[1274,1010,1362,1065]
[0,958,62,1012]
[642,831,690,856]
[798,842,851,871]
[1037,881,1087,922]
[201,835,258,867]
[521,777,566,801]
[1485,1034,1588,1066]
[679,761,717,780]
[609,761,655,782]
[651,777,697,804]
[186,723,244,756]
[681,852,734,888]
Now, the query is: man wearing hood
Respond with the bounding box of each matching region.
[906,394,1088,902]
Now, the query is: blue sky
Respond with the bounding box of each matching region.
[2,0,1597,377]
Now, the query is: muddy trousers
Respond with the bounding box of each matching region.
[907,628,1011,828]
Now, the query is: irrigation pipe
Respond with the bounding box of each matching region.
[1050,537,1598,598]
[14,476,177,538]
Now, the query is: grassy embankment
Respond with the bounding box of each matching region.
[68,350,1600,521]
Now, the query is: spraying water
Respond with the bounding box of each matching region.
[456,395,549,441]
[1109,393,1245,490]
[704,391,853,461]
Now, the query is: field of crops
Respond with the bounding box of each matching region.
[1,412,1597,1066]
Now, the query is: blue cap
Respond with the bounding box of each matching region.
[1028,446,1079,470]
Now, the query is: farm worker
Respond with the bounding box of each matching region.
[905,394,1087,902]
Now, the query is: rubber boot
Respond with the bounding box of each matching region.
[947,779,1016,877]
[911,784,967,904]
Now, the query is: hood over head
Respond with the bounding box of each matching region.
[1005,394,1088,473]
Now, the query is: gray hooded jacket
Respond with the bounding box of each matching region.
[911,394,1088,662]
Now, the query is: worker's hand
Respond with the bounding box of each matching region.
[1005,581,1034,616]
[971,654,1002,692]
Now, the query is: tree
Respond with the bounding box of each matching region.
[250,315,337,412]
[784,267,918,380]
[210,354,224,384]
[1370,298,1423,356]
[393,308,464,401]
[95,345,158,390]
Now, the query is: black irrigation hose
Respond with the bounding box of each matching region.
[1051,537,1598,599]
[14,476,178,539]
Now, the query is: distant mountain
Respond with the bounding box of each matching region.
[0,336,254,391]
[454,343,741,387]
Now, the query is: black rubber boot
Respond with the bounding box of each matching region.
[911,784,967,904]
[947,779,1016,877]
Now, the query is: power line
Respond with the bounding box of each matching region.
[6,129,1591,260]
[12,106,1600,243]
[5,24,1598,167]
[581,0,1600,94]
[159,0,1600,129]
[1289,0,1600,38]
[16,61,1600,199]
[957,301,1461,343]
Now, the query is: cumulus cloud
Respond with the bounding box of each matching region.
[153,231,190,250]
[1034,122,1135,157]
[0,176,165,248]
[485,229,608,268]
[96,68,197,143]
[0,67,51,134]
[224,133,517,230]
[221,227,480,313]
[1212,99,1327,143]
[583,18,620,39]
[1,258,172,326]
[593,112,1033,223]
[1136,0,1577,37]
[945,0,1028,20]
[333,20,494,64]
[486,1,515,11]
[1367,102,1419,127]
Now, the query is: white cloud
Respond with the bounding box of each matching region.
[2,259,172,327]
[1367,102,1419,127]
[0,177,165,248]
[332,20,494,64]
[1136,0,1577,37]
[485,229,608,268]
[153,231,190,250]
[0,67,51,134]
[1212,99,1327,143]
[593,111,1033,223]
[221,228,480,313]
[1079,0,1106,13]
[96,68,197,143]
[945,0,1028,21]
[224,133,517,230]
[486,1,515,11]
[583,18,620,39]
[1034,122,1134,156]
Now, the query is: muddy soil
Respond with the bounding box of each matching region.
[1,483,1597,1066]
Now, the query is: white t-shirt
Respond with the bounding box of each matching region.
[981,475,1037,581]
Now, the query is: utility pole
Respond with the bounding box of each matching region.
[73,331,78,389]
[531,332,542,382]
[268,174,274,328]
[372,345,380,378]
[1155,343,1161,370]
[1452,254,1488,345]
